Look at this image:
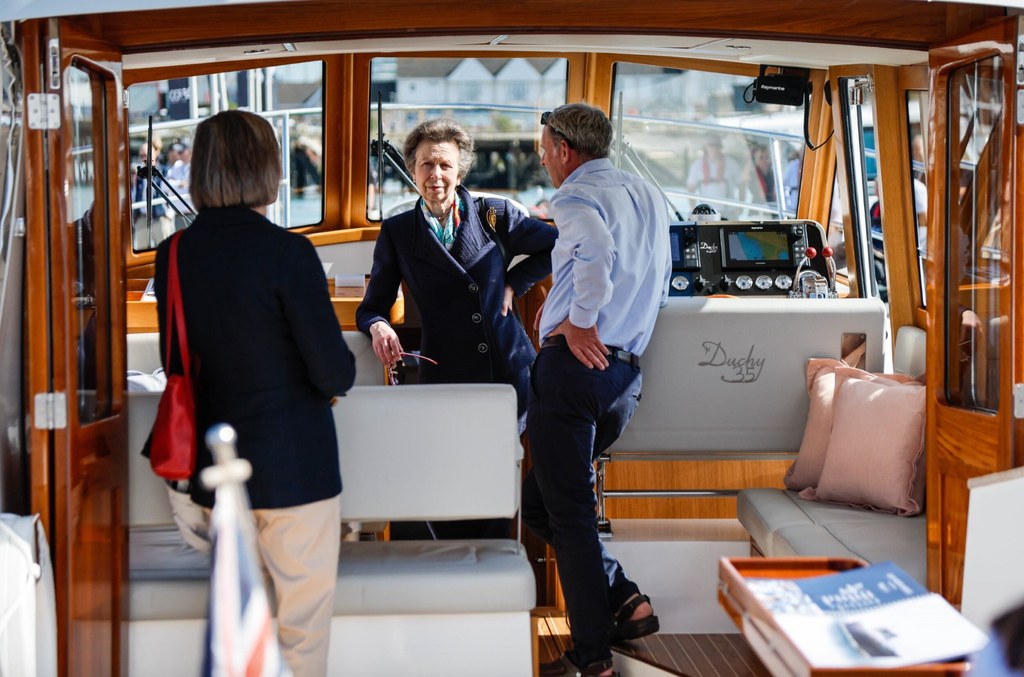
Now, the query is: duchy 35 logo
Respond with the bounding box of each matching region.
[697,341,765,383]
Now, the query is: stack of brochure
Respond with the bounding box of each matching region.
[745,561,989,669]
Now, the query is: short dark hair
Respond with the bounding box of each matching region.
[190,110,281,210]
[542,103,612,159]
[402,117,475,180]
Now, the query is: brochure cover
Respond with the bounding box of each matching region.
[745,561,989,668]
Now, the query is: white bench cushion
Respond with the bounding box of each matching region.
[129,537,535,620]
[335,540,534,615]
[736,488,926,584]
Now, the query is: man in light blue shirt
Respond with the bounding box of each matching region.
[523,103,670,677]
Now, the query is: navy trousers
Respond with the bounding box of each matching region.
[522,344,643,666]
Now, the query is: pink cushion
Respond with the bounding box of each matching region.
[784,358,842,491]
[800,367,926,516]
[784,359,918,491]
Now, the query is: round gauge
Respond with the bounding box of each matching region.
[671,275,689,291]
[775,274,793,290]
[735,275,753,291]
[755,274,773,290]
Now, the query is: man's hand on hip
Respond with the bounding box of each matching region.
[552,318,609,370]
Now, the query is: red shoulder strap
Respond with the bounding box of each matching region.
[165,232,190,375]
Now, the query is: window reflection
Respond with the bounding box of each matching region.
[906,91,930,302]
[68,64,111,423]
[945,54,1006,411]
[837,76,878,300]
[611,63,804,221]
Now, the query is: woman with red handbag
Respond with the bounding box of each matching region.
[152,110,356,677]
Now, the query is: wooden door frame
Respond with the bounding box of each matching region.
[926,15,1017,604]
[25,18,129,676]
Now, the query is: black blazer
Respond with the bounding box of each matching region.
[356,186,557,384]
[155,207,356,509]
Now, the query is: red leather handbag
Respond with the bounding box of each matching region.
[149,231,197,480]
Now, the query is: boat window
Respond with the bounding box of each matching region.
[609,63,804,222]
[838,76,879,301]
[127,60,325,251]
[827,169,848,277]
[367,57,568,221]
[945,54,1006,412]
[906,90,929,304]
[68,63,113,423]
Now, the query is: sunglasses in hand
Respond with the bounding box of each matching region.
[388,351,439,386]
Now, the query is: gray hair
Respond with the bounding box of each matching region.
[544,103,612,159]
[402,117,476,180]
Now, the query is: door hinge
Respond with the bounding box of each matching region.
[1015,383,1024,420]
[33,392,67,430]
[26,93,60,130]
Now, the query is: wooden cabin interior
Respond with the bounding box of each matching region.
[0,0,1022,674]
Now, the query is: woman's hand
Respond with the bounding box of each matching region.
[370,321,403,367]
[501,285,516,317]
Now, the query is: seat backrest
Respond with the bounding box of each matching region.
[333,384,522,522]
[610,296,886,454]
[316,240,376,278]
[127,330,383,385]
[127,391,175,527]
[893,325,926,379]
[343,330,385,386]
[128,332,163,374]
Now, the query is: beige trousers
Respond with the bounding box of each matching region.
[253,495,342,677]
[167,491,341,677]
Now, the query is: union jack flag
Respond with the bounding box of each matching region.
[202,474,291,677]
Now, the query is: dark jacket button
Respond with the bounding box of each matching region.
[472,313,482,323]
[468,283,479,293]
[477,343,488,353]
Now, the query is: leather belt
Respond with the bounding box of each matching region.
[540,334,640,369]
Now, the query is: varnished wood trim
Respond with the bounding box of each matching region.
[72,1,1001,55]
[926,16,1017,604]
[871,65,919,336]
[604,459,791,519]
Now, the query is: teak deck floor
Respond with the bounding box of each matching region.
[533,608,771,677]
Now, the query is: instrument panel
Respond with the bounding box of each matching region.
[668,220,831,297]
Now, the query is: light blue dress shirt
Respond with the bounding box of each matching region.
[539,158,671,355]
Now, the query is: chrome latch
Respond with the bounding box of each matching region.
[1014,383,1024,420]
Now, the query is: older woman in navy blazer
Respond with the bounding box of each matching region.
[357,117,557,538]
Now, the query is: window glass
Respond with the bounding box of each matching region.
[945,54,1006,411]
[906,90,929,302]
[127,61,325,251]
[610,63,804,221]
[68,64,112,422]
[367,57,568,220]
[827,171,848,274]
[838,76,878,300]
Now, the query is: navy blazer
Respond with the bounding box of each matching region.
[356,186,557,384]
[155,207,356,509]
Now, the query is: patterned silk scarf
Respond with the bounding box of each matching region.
[421,195,463,251]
